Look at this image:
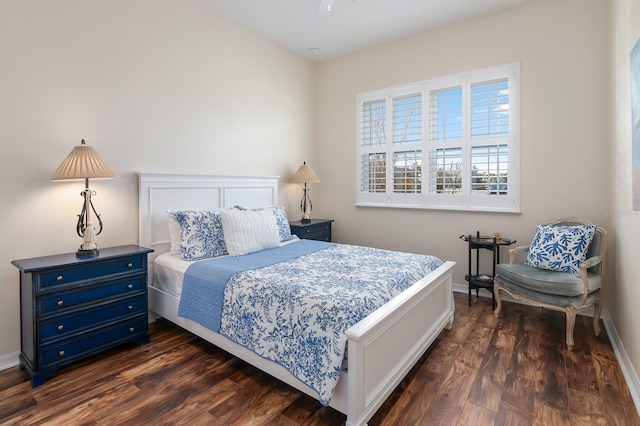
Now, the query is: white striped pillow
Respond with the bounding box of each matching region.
[219,208,281,256]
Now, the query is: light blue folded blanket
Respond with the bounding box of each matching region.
[177,239,334,331]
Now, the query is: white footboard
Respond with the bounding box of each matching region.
[148,260,455,425]
[344,260,455,426]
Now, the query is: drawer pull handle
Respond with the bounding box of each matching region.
[56,275,63,281]
[59,351,65,357]
[127,263,133,268]
[128,305,133,310]
[129,327,135,333]
[57,325,64,331]
[57,300,64,306]
[127,284,133,289]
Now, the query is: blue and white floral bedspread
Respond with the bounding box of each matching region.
[178,240,332,332]
[217,244,442,405]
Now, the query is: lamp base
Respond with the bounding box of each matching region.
[76,248,99,258]
[300,218,311,223]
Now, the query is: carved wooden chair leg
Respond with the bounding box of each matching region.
[565,306,577,351]
[593,300,602,336]
[493,285,503,317]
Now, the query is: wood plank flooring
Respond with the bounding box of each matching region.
[1,292,638,425]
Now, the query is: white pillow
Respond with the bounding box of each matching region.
[220,208,281,256]
[232,205,296,242]
[167,213,182,255]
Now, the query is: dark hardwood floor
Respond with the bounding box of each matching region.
[1,292,638,425]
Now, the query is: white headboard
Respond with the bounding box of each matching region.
[138,172,279,263]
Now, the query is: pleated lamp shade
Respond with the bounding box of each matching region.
[290,162,320,183]
[51,139,118,181]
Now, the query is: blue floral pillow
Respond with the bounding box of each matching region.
[525,224,596,274]
[271,206,296,242]
[169,210,228,260]
[232,205,296,242]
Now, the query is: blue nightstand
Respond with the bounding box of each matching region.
[12,245,153,387]
[289,219,333,242]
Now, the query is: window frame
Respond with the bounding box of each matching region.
[356,63,520,213]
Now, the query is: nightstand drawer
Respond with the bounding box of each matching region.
[38,256,146,290]
[289,219,333,242]
[39,296,146,344]
[39,276,145,314]
[40,316,148,368]
[299,222,331,237]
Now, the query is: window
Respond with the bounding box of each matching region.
[356,63,519,212]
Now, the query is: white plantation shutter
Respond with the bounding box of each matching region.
[469,78,511,196]
[393,93,422,145]
[470,78,509,139]
[470,144,509,194]
[393,150,421,193]
[361,152,386,193]
[429,147,462,194]
[359,98,388,196]
[357,63,519,212]
[429,87,463,143]
[392,92,423,195]
[361,99,386,147]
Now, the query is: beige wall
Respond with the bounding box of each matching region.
[0,0,316,358]
[314,0,610,289]
[611,0,640,402]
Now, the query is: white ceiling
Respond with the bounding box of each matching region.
[191,0,533,62]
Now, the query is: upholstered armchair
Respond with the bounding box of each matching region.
[493,218,607,350]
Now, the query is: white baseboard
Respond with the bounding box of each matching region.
[0,351,19,371]
[602,310,640,417]
[453,281,640,417]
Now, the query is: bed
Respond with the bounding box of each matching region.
[138,172,456,426]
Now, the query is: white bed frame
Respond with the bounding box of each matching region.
[138,172,455,426]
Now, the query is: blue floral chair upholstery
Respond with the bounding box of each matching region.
[493,218,607,350]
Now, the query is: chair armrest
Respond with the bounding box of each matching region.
[581,255,602,269]
[578,255,604,303]
[509,245,530,264]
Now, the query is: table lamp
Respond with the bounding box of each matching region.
[51,139,118,258]
[290,161,320,223]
